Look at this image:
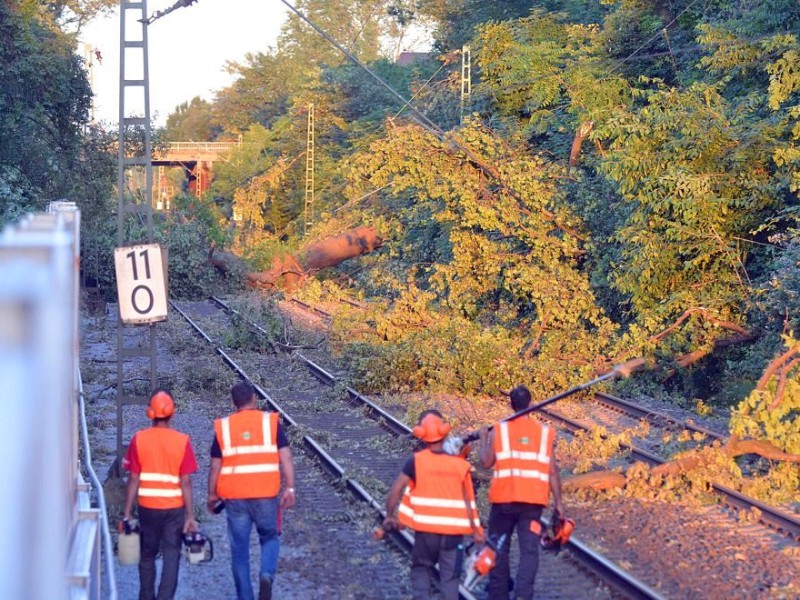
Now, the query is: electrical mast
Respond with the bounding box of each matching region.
[304,102,315,236]
[115,0,157,473]
[460,45,471,125]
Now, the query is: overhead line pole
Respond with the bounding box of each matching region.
[304,103,315,236]
[115,0,157,474]
[460,45,471,125]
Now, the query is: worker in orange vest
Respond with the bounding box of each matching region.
[122,389,198,600]
[384,410,485,600]
[207,381,296,600]
[479,385,564,600]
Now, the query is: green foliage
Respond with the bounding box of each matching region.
[412,0,538,51]
[348,122,617,389]
[0,1,92,202]
[0,165,43,226]
[558,424,643,474]
[149,0,800,413]
[337,303,527,394]
[222,297,284,352]
[241,236,298,272]
[39,0,118,32]
[162,97,221,141]
[730,337,800,454]
[599,81,781,330]
[324,59,423,122]
[156,195,241,299]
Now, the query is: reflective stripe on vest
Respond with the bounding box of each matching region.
[215,410,280,499]
[489,418,553,505]
[220,412,277,456]
[139,473,180,483]
[397,449,481,535]
[220,464,280,475]
[135,428,188,509]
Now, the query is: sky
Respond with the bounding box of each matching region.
[78,1,289,126]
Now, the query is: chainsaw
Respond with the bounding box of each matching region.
[463,534,506,591]
[540,512,575,553]
[183,531,214,564]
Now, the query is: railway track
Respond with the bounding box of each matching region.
[289,297,364,323]
[590,391,725,442]
[287,297,800,540]
[200,297,666,599]
[171,298,663,599]
[538,404,800,541]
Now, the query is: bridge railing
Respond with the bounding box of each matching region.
[0,202,115,599]
[158,141,241,153]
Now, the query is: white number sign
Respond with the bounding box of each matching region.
[114,244,168,324]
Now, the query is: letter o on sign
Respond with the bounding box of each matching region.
[114,244,168,324]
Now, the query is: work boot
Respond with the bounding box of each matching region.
[259,577,272,600]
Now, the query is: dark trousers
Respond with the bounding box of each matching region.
[138,505,185,600]
[486,503,544,600]
[410,531,463,600]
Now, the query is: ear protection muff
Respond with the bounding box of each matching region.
[412,413,452,443]
[146,391,175,420]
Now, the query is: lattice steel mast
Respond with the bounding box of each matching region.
[460,45,471,125]
[115,0,157,472]
[304,102,315,236]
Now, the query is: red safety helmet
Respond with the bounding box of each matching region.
[146,391,175,420]
[412,413,451,443]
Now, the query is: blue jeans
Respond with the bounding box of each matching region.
[225,498,280,600]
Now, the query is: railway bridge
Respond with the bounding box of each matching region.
[150,140,241,207]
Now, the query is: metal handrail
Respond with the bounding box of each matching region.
[77,370,118,600]
[164,141,240,151]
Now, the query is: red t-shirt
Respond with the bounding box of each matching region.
[123,431,198,475]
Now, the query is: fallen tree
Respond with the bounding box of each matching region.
[210,226,383,290]
[563,437,800,493]
[564,341,800,496]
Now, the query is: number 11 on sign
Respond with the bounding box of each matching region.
[114,243,168,324]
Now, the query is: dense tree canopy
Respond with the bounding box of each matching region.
[156,0,800,410]
[4,0,800,443]
[0,0,112,222]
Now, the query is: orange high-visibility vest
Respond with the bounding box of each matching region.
[489,416,553,505]
[135,428,189,510]
[215,410,280,499]
[398,449,482,535]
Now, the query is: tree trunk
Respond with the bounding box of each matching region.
[245,226,383,290]
[564,437,800,491]
[569,121,594,167]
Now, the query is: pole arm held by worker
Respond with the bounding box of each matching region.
[463,358,647,444]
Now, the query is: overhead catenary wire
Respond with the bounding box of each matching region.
[608,0,703,75]
[278,0,445,140]
[278,0,581,239]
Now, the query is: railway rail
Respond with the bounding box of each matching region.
[591,392,725,442]
[202,296,665,599]
[170,300,469,599]
[539,405,800,541]
[285,297,800,542]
